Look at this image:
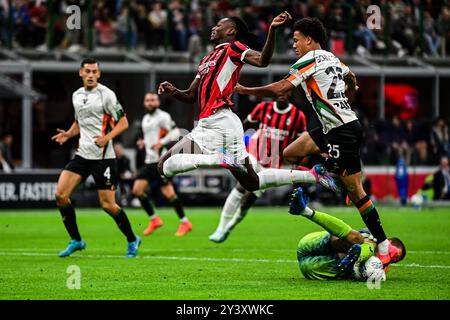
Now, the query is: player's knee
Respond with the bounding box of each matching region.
[283,148,300,164]
[55,191,69,206]
[100,201,116,214]
[132,186,144,198]
[161,188,175,200]
[239,179,259,192]
[298,261,315,280]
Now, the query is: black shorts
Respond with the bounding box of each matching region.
[309,120,362,176]
[64,155,118,190]
[136,163,171,185]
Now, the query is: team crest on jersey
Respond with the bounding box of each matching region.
[289,68,299,75]
[198,60,216,76]
[286,118,291,126]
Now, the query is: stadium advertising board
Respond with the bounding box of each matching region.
[0,173,58,208]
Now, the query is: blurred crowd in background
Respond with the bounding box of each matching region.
[360,116,449,166]
[0,0,449,57]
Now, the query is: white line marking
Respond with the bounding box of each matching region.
[1,248,450,255]
[0,251,449,269]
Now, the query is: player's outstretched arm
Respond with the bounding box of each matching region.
[330,230,367,254]
[94,116,129,148]
[51,121,80,145]
[236,79,294,98]
[158,77,199,104]
[244,11,292,67]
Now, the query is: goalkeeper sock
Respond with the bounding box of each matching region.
[309,210,353,239]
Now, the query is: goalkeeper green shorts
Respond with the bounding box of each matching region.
[297,231,341,280]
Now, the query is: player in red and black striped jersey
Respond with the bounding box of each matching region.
[246,95,306,169]
[157,12,338,201]
[210,93,307,243]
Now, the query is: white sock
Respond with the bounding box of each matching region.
[149,214,157,220]
[216,188,244,233]
[378,239,389,255]
[258,169,316,189]
[302,206,315,218]
[180,217,189,223]
[163,153,220,177]
[226,207,248,231]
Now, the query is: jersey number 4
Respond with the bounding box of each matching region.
[104,167,111,180]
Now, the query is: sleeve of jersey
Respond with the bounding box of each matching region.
[159,113,179,146]
[160,128,180,146]
[72,94,78,121]
[229,41,250,64]
[340,62,350,76]
[160,113,177,131]
[104,90,125,122]
[247,102,264,123]
[285,54,316,87]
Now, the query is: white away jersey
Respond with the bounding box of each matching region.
[72,83,124,160]
[286,49,358,133]
[141,109,179,164]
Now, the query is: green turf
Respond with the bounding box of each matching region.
[0,206,449,300]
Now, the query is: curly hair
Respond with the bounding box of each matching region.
[293,17,327,45]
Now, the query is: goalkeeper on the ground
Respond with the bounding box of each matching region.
[289,187,406,280]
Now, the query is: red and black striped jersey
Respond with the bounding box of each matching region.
[247,101,306,169]
[195,41,250,119]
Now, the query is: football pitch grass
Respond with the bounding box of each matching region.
[0,206,449,300]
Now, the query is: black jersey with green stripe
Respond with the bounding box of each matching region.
[285,50,358,134]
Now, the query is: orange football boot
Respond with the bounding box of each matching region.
[143,216,164,235]
[175,220,192,236]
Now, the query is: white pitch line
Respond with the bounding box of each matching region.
[2,247,450,255]
[0,251,449,269]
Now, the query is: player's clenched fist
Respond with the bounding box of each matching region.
[234,83,247,95]
[158,81,176,95]
[270,11,292,28]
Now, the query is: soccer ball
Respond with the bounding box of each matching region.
[353,256,386,281]
[411,192,424,208]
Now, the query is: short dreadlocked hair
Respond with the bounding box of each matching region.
[227,16,262,51]
[293,17,327,45]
